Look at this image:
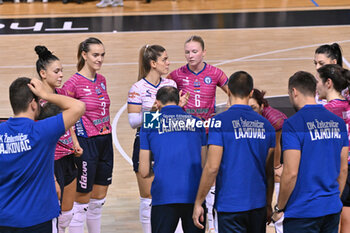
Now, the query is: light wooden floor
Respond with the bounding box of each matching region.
[0,0,350,232]
[1,0,350,18]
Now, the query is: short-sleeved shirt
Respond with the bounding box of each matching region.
[40,99,74,160]
[324,99,350,164]
[282,104,348,218]
[168,63,228,120]
[140,105,206,206]
[127,78,177,114]
[0,115,65,227]
[208,105,275,212]
[262,106,287,131]
[59,73,111,138]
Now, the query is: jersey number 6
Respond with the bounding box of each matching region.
[195,94,200,107]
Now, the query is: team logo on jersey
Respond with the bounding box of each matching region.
[83,86,92,96]
[194,79,200,93]
[128,92,140,99]
[183,77,189,85]
[95,86,104,100]
[204,76,212,85]
[146,90,152,97]
[100,83,106,90]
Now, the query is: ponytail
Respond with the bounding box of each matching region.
[315,43,343,67]
[330,43,343,67]
[137,44,166,81]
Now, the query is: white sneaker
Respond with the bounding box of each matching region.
[96,0,111,7]
[27,0,34,3]
[14,0,20,3]
[0,0,3,4]
[111,0,123,6]
[42,0,48,3]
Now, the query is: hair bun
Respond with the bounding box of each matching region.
[35,45,52,60]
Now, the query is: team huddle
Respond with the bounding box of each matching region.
[0,35,349,233]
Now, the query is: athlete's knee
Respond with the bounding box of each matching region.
[87,198,105,220]
[70,202,89,226]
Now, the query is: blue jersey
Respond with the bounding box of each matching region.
[140,105,206,206]
[208,105,275,212]
[0,115,65,227]
[282,105,348,218]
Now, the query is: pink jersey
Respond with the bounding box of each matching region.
[168,63,228,120]
[39,99,74,160]
[128,78,177,113]
[324,99,350,163]
[60,73,111,138]
[262,106,287,131]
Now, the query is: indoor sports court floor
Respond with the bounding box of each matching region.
[1,0,350,232]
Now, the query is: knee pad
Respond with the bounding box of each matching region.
[70,202,88,227]
[139,197,151,224]
[59,210,74,229]
[87,198,105,220]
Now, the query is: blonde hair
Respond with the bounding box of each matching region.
[185,35,205,50]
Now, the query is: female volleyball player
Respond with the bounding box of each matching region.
[35,45,83,233]
[314,43,344,102]
[316,64,350,233]
[60,37,113,233]
[128,44,190,233]
[167,35,228,233]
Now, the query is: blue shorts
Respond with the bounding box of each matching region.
[54,154,77,201]
[217,207,266,233]
[0,220,55,233]
[75,134,114,193]
[283,212,340,233]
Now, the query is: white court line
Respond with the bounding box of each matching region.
[343,57,350,69]
[113,40,350,165]
[237,57,312,62]
[112,103,133,165]
[215,39,350,66]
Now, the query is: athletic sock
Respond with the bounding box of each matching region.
[69,202,88,233]
[86,198,105,233]
[140,197,152,233]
